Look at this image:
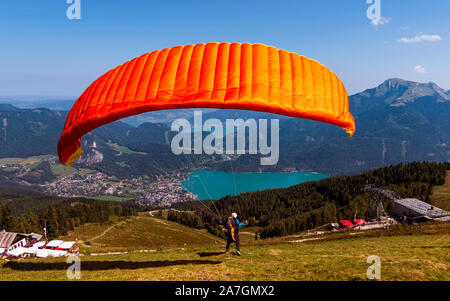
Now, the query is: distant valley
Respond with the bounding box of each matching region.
[0,78,449,205]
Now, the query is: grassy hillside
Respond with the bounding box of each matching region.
[1,220,449,281]
[60,215,223,253]
[430,171,450,211]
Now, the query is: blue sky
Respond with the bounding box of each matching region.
[1,0,449,98]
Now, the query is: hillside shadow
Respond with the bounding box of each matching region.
[197,251,226,257]
[4,259,221,271]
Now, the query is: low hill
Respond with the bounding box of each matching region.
[60,215,223,253]
[430,171,450,211]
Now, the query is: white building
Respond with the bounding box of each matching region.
[0,231,43,255]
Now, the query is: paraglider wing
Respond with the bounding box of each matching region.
[58,42,355,166]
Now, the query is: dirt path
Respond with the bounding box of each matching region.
[149,216,223,244]
[289,237,323,243]
[239,231,256,235]
[77,219,129,247]
[88,220,127,242]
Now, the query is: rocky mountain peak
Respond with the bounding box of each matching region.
[377,78,450,105]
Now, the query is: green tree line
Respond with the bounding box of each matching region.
[0,201,136,239]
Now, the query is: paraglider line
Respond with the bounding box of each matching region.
[228,156,238,197]
[183,153,221,219]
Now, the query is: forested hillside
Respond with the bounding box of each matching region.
[0,201,136,239]
[0,183,138,239]
[172,162,448,238]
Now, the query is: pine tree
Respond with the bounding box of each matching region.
[44,206,60,238]
[0,205,17,232]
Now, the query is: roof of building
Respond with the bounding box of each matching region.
[7,247,28,257]
[50,250,68,257]
[59,241,76,249]
[0,231,44,249]
[24,233,43,241]
[0,232,17,248]
[395,198,450,218]
[24,241,46,254]
[339,220,354,227]
[354,219,367,225]
[437,216,450,222]
[23,247,39,255]
[46,240,64,248]
[33,241,46,248]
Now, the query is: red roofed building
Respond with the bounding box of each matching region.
[354,219,368,225]
[339,220,354,227]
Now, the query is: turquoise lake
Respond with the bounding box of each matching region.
[181,170,328,200]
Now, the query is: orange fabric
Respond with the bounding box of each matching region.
[228,219,236,241]
[58,42,355,166]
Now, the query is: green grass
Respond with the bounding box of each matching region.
[1,230,448,281]
[0,155,53,166]
[28,155,53,170]
[116,162,131,168]
[78,168,97,175]
[238,226,264,243]
[60,216,222,253]
[430,171,450,211]
[1,216,448,281]
[50,163,75,177]
[1,167,18,172]
[106,142,147,155]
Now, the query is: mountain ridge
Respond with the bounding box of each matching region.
[0,78,448,178]
[351,78,450,114]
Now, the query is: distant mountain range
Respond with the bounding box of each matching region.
[0,98,75,111]
[0,98,218,126]
[0,78,448,178]
[349,78,450,117]
[269,78,450,174]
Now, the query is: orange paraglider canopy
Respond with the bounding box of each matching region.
[58,42,355,166]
